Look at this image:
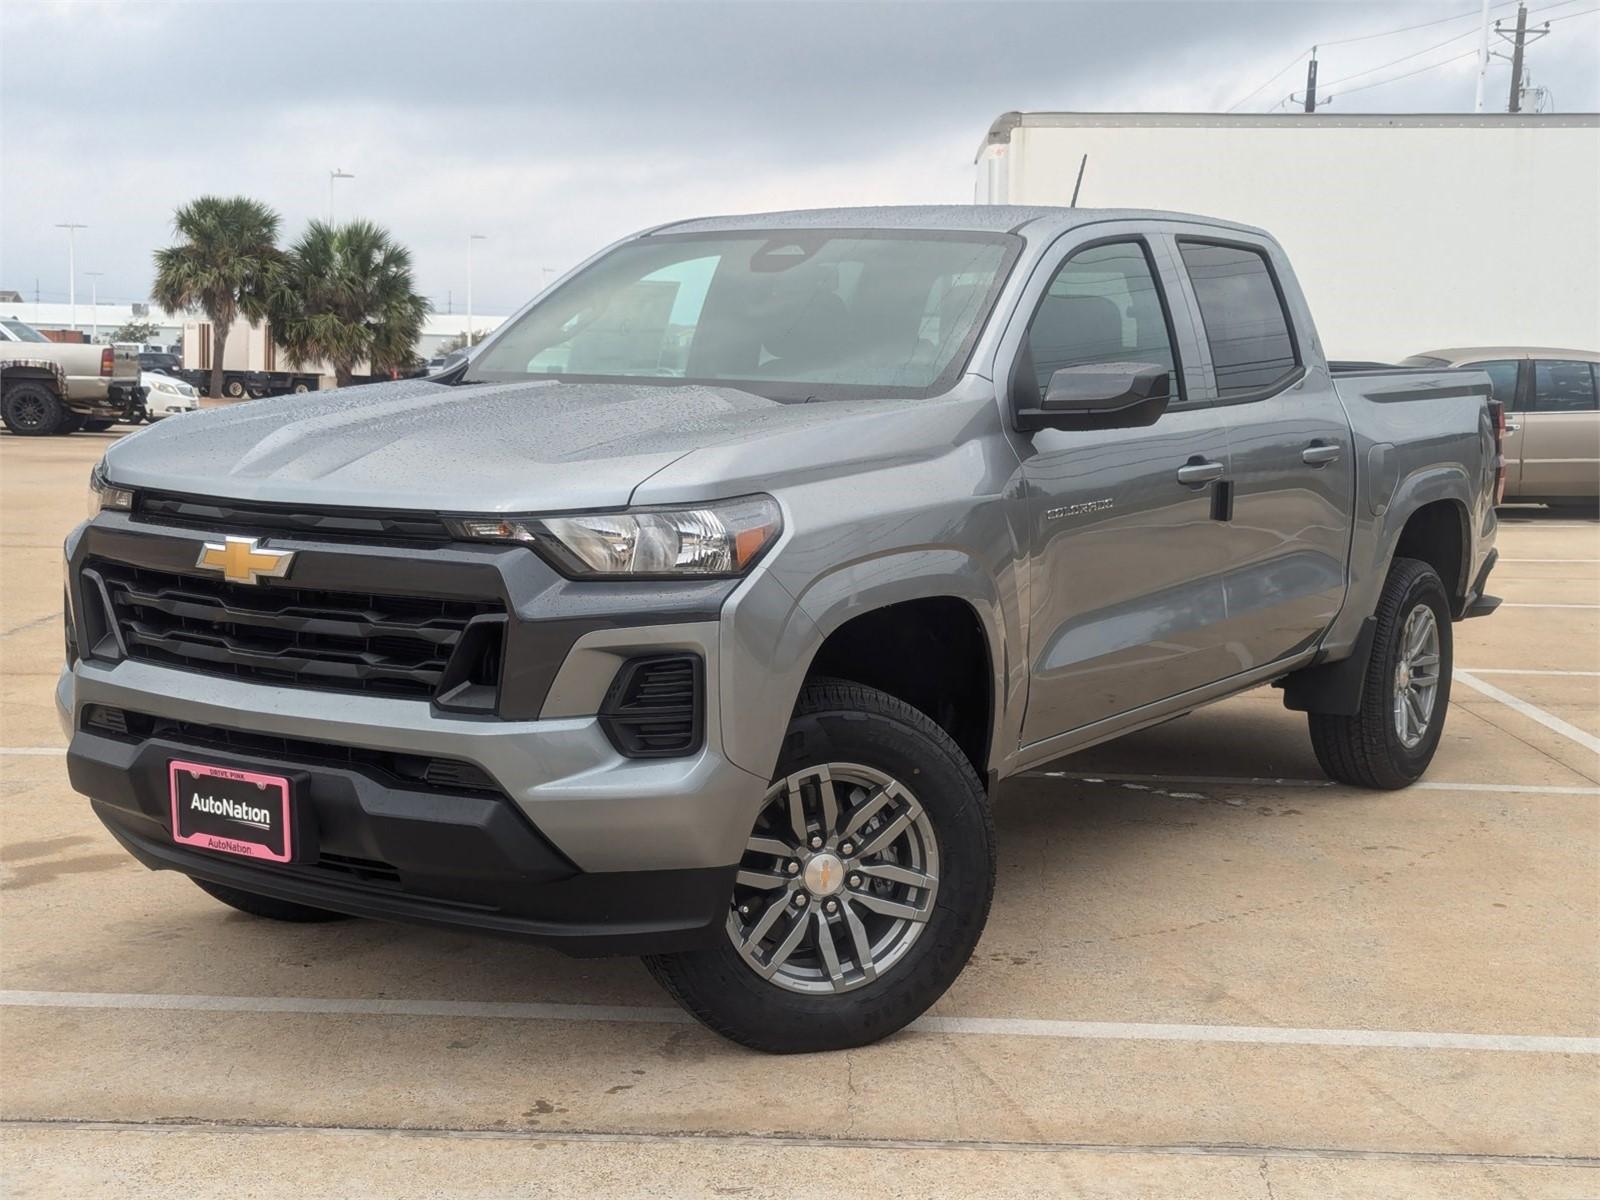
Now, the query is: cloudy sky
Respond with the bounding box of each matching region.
[3,0,1596,315]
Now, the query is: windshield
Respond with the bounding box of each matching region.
[1,318,49,343]
[465,230,1019,400]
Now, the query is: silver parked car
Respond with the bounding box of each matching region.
[1405,347,1600,505]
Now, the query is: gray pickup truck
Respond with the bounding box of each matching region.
[1,317,144,434]
[62,207,1502,1052]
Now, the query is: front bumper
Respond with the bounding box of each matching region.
[61,665,755,955]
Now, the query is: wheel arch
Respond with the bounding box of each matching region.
[789,550,1008,779]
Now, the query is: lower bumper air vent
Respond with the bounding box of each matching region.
[598,654,704,759]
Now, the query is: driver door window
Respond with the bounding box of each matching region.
[1021,241,1180,407]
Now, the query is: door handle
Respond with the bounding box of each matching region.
[1504,420,1521,433]
[1176,459,1225,486]
[1302,441,1342,466]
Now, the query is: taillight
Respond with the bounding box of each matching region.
[1488,398,1507,505]
[99,348,114,377]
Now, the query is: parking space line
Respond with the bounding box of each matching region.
[1499,557,1600,563]
[1453,671,1600,755]
[1459,668,1599,676]
[2,990,1595,1054]
[1024,769,1600,795]
[1497,603,1600,609]
[5,1118,1597,1170]
[0,747,63,756]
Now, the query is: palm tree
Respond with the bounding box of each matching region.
[269,220,430,389]
[152,196,282,399]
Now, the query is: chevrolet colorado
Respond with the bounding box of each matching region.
[62,207,1502,1052]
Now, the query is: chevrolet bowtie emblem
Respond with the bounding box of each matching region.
[195,536,295,586]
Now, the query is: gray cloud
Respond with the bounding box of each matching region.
[4,0,1595,314]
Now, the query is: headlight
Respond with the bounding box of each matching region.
[154,380,179,395]
[449,495,782,578]
[87,462,134,518]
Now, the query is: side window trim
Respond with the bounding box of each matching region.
[1005,233,1189,414]
[1173,235,1305,407]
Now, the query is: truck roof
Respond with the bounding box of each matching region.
[650,204,1264,240]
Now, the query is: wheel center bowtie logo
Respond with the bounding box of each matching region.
[195,536,294,585]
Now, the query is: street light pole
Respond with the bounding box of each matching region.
[85,272,104,341]
[466,234,487,346]
[328,169,354,222]
[55,223,87,332]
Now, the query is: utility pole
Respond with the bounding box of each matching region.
[85,272,104,340]
[1473,0,1493,112]
[1303,48,1319,113]
[1494,3,1550,113]
[55,223,86,332]
[466,234,486,345]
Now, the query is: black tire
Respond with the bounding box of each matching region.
[82,418,117,432]
[1309,557,1453,789]
[223,379,247,399]
[645,678,996,1054]
[2,381,65,436]
[56,412,85,434]
[191,876,352,923]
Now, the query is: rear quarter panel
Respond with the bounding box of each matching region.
[1326,368,1496,653]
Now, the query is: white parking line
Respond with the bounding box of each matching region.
[1500,558,1600,563]
[1459,668,1599,676]
[1497,603,1600,610]
[1453,671,1600,755]
[0,747,62,756]
[2,990,1594,1055]
[1024,770,1600,796]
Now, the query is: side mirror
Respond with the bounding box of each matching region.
[1016,362,1171,432]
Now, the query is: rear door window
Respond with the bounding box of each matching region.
[1531,361,1599,413]
[1463,360,1521,407]
[1177,241,1300,400]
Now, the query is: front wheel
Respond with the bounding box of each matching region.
[645,679,996,1053]
[1309,557,1453,789]
[2,382,65,436]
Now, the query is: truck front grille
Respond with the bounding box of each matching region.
[135,492,453,545]
[87,560,502,701]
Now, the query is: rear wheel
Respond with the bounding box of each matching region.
[1309,557,1452,789]
[645,679,995,1053]
[223,378,247,399]
[2,382,65,436]
[191,877,352,923]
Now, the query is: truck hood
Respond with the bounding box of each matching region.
[101,377,937,513]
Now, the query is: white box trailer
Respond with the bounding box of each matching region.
[974,112,1600,362]
[182,318,324,398]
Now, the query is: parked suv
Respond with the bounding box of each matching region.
[64,207,1501,1051]
[1404,347,1599,505]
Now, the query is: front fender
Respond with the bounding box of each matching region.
[718,546,1016,782]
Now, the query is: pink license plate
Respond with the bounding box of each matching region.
[169,760,293,863]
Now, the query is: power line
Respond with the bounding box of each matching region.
[1319,25,1482,89]
[1224,0,1557,113]
[1317,0,1518,46]
[1224,47,1311,112]
[1332,46,1485,98]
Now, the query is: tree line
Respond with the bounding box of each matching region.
[152,196,428,398]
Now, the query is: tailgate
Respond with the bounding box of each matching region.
[112,344,141,384]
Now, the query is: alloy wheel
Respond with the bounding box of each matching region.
[726,763,939,994]
[1393,602,1442,749]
